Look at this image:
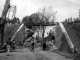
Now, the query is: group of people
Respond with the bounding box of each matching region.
[5,37,52,54]
[29,41,47,52]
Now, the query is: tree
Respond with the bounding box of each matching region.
[22,16,28,23]
[37,6,57,38]
[22,15,34,29]
[7,17,20,24]
[38,6,57,22]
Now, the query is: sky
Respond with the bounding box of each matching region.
[0,0,80,22]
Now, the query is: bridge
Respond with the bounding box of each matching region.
[0,0,80,60]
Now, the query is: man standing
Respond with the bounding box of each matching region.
[6,38,11,56]
[12,40,15,50]
[31,41,35,52]
[42,42,46,50]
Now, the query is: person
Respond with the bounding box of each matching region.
[6,38,11,56]
[12,40,15,50]
[52,35,55,44]
[31,41,35,52]
[42,42,46,50]
[74,46,78,54]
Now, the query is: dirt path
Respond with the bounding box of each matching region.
[0,48,73,60]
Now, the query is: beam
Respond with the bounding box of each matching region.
[59,22,74,52]
[24,23,56,26]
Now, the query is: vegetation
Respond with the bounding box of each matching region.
[22,6,57,30]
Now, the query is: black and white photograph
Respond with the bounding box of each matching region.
[0,0,80,60]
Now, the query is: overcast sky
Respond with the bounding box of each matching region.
[0,0,80,22]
